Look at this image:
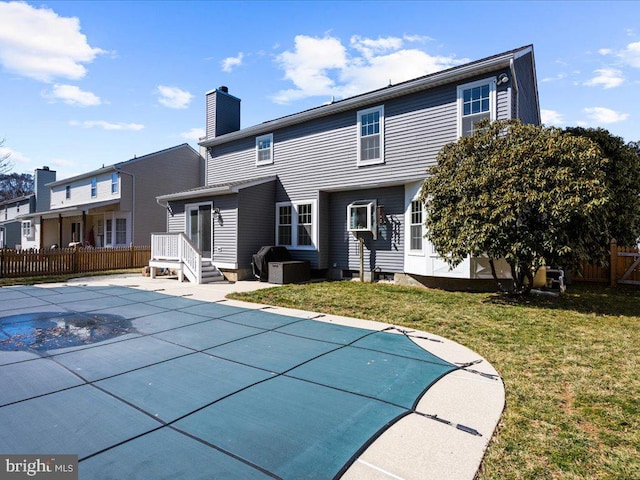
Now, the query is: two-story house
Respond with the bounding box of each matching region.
[20,144,204,249]
[0,166,56,249]
[151,45,540,286]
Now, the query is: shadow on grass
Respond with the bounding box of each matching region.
[484,284,640,318]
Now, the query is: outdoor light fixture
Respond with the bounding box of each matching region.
[497,73,509,85]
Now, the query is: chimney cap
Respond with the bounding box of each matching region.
[219,86,229,93]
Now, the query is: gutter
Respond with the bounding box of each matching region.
[200,50,522,148]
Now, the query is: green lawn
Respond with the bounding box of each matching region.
[228,281,640,480]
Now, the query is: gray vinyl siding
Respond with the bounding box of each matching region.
[329,186,405,273]
[497,82,510,121]
[237,181,276,269]
[514,52,540,125]
[167,202,185,233]
[125,145,203,245]
[211,195,238,266]
[206,83,473,197]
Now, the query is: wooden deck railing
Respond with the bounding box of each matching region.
[0,246,151,279]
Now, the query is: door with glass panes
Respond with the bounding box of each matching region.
[187,203,212,259]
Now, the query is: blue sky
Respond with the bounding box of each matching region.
[0,0,639,180]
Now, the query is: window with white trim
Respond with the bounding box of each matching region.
[409,200,423,252]
[256,133,273,165]
[276,201,316,249]
[65,185,71,200]
[357,105,384,166]
[115,218,127,245]
[22,221,32,238]
[91,177,97,198]
[111,173,119,194]
[457,77,496,137]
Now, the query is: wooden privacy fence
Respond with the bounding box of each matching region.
[573,239,640,286]
[0,246,151,279]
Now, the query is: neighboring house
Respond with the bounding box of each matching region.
[151,45,540,286]
[0,166,56,249]
[20,144,204,249]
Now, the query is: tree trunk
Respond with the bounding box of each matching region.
[489,258,506,292]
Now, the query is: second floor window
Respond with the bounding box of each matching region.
[458,77,496,137]
[65,185,71,199]
[357,105,384,166]
[256,133,274,165]
[91,178,97,198]
[111,173,119,194]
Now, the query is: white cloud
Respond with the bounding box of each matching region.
[43,84,102,106]
[272,34,464,104]
[618,41,640,68]
[0,1,105,82]
[69,120,144,131]
[584,68,624,89]
[180,128,206,141]
[156,85,193,109]
[221,52,244,72]
[0,146,31,167]
[541,109,565,126]
[583,107,629,124]
[598,48,613,56]
[542,73,567,83]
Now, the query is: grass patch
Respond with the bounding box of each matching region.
[0,269,142,287]
[229,281,640,479]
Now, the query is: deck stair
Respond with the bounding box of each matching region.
[149,232,224,284]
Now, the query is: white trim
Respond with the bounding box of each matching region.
[357,105,385,166]
[456,76,496,138]
[185,201,214,259]
[255,133,274,166]
[407,198,425,256]
[213,261,238,269]
[275,199,318,251]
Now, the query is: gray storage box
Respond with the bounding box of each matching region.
[268,261,310,284]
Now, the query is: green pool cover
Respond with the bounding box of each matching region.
[0,285,458,479]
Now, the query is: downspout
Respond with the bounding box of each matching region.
[115,168,135,245]
[509,59,519,119]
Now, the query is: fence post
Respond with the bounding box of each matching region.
[0,249,4,278]
[129,244,134,268]
[73,245,79,273]
[610,238,617,287]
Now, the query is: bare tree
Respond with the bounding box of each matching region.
[0,139,12,174]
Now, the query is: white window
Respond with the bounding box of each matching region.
[276,200,316,249]
[91,178,97,198]
[256,133,274,165]
[116,218,127,245]
[357,106,384,166]
[65,185,71,200]
[410,200,423,252]
[22,221,32,238]
[105,219,112,246]
[457,77,496,137]
[111,173,119,194]
[347,200,378,238]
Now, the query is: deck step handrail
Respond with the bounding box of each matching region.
[151,232,202,284]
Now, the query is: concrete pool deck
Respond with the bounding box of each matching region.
[0,274,505,480]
